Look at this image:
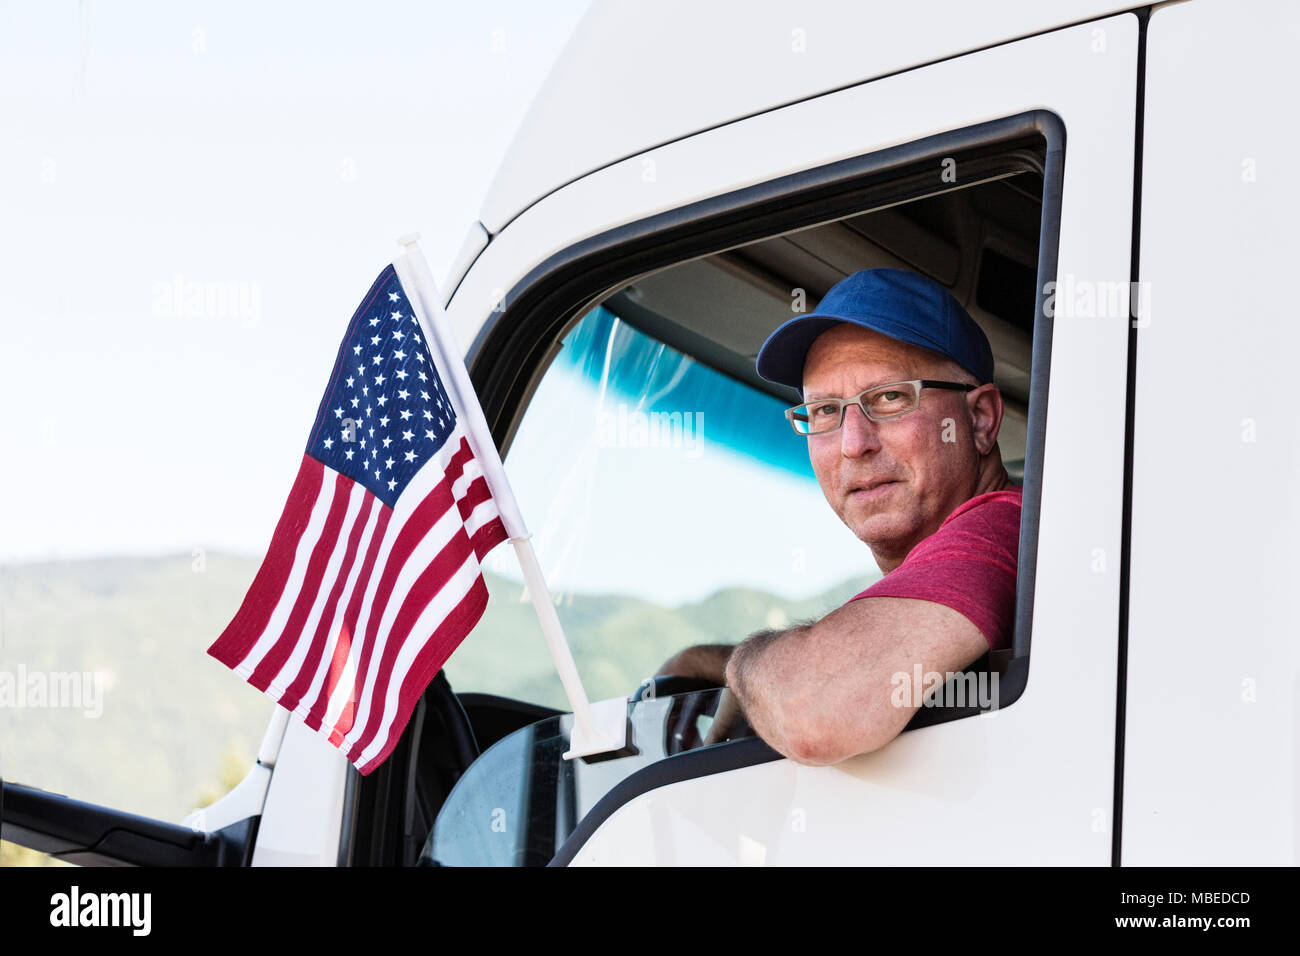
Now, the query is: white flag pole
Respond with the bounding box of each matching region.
[391,234,627,759]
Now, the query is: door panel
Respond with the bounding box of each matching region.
[1124,0,1300,865]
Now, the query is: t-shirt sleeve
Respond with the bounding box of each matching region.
[846,496,1021,651]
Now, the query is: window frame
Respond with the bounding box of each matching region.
[467,110,1062,681]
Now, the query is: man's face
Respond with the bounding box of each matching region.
[801,323,984,568]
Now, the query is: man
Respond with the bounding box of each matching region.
[658,268,1021,766]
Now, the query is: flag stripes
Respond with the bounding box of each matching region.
[209,425,507,773]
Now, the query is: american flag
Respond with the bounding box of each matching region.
[207,264,508,775]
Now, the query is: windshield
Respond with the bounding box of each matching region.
[421,688,751,866]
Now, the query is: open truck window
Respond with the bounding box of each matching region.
[349,114,1060,866]
[444,304,877,709]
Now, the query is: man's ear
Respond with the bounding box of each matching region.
[967,384,1004,456]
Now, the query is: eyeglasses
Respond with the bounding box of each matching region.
[785,379,977,435]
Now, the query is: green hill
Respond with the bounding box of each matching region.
[0,552,876,830]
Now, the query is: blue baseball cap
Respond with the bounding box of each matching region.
[755,268,995,390]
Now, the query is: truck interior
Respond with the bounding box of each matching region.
[348,128,1052,866]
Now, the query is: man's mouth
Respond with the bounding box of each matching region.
[849,479,898,501]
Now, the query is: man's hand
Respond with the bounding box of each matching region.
[655,643,734,684]
[724,596,989,766]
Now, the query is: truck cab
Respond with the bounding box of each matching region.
[5,0,1297,867]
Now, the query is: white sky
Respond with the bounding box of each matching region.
[0,0,879,603]
[0,0,591,559]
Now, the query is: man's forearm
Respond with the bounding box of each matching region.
[725,627,784,699]
[655,643,734,683]
[725,624,812,757]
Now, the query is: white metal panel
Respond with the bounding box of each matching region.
[450,14,1138,864]
[250,715,350,866]
[480,0,1146,232]
[1125,0,1300,865]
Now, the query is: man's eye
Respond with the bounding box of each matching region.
[868,389,910,409]
[809,403,839,418]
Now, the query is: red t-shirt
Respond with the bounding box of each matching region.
[846,485,1022,651]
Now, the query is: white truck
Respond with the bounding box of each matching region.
[4,0,1296,866]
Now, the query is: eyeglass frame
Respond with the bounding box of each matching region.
[785,379,978,435]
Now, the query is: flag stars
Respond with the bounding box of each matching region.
[321,282,460,495]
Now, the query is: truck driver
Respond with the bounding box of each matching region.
[658,268,1021,765]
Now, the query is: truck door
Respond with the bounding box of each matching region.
[418,14,1141,864]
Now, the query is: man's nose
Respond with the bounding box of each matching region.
[839,401,881,457]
